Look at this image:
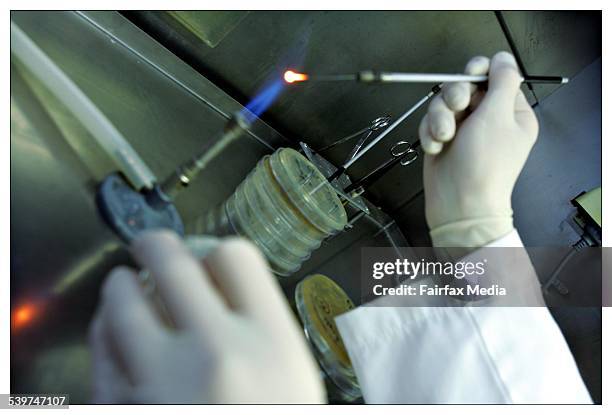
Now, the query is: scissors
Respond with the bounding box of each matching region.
[344,140,419,194]
[316,116,392,156]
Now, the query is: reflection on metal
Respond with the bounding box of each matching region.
[51,241,122,295]
[10,21,157,190]
[11,302,41,331]
[11,61,127,300]
[76,11,288,151]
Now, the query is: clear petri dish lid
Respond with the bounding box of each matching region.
[295,274,361,401]
[269,148,347,234]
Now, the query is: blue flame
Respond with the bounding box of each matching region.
[242,78,285,123]
[241,25,313,124]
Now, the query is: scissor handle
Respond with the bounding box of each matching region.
[370,115,392,131]
[344,140,420,193]
[390,141,419,166]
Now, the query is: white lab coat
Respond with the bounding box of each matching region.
[335,230,593,403]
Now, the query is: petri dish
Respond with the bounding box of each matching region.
[295,274,361,401]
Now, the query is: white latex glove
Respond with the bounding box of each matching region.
[89,231,325,403]
[419,52,539,248]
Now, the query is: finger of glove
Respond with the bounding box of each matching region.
[131,230,228,332]
[442,56,488,110]
[99,266,165,383]
[427,95,456,143]
[482,51,522,113]
[89,313,132,403]
[514,89,539,139]
[465,56,490,94]
[204,237,292,329]
[442,80,470,112]
[419,114,444,155]
[469,90,486,111]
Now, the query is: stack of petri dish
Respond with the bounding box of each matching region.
[203,148,347,276]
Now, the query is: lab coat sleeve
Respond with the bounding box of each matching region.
[335,229,592,404]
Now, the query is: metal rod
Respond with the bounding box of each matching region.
[160,112,250,199]
[524,76,569,84]
[311,74,357,82]
[370,72,569,84]
[316,126,370,152]
[298,71,568,85]
[344,129,374,164]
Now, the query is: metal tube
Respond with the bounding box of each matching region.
[371,72,569,84]
[300,70,569,85]
[160,112,250,199]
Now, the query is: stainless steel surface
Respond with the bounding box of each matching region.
[11,62,126,402]
[9,10,292,402]
[77,11,290,152]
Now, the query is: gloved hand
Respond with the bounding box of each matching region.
[419,51,539,248]
[89,231,325,403]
